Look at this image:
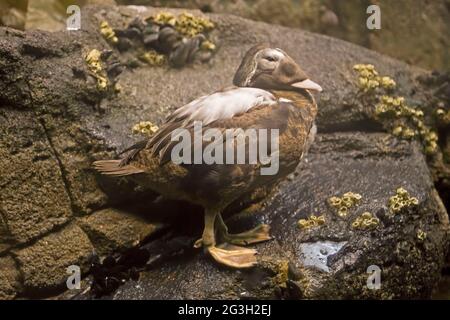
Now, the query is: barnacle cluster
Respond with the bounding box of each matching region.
[152,12,215,37]
[388,187,419,214]
[417,229,427,241]
[85,49,108,90]
[100,20,118,44]
[353,64,396,92]
[132,121,159,135]
[375,95,438,153]
[297,215,325,229]
[328,192,362,217]
[139,49,166,66]
[353,64,439,155]
[351,212,380,230]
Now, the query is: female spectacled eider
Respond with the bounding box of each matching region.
[94,44,322,269]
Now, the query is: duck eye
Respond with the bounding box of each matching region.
[265,56,277,62]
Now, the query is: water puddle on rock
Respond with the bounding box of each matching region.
[298,241,346,272]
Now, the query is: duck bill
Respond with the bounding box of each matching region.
[291,79,322,92]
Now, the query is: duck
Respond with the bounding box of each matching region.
[93,44,322,269]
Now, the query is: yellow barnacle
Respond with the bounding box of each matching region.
[392,126,403,136]
[402,127,415,139]
[85,49,108,91]
[396,187,408,196]
[337,206,348,217]
[428,131,438,141]
[361,212,372,219]
[417,229,427,241]
[139,50,166,66]
[100,20,118,44]
[132,121,159,135]
[153,12,177,26]
[297,215,325,230]
[380,76,396,89]
[352,212,379,230]
[328,196,342,207]
[388,187,419,214]
[96,76,108,90]
[201,40,216,51]
[329,192,361,218]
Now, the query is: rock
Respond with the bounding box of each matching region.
[13,224,94,295]
[0,108,72,248]
[0,4,448,299]
[0,256,21,299]
[136,0,450,71]
[112,132,449,299]
[78,208,163,257]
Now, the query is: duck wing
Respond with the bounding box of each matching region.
[117,87,277,167]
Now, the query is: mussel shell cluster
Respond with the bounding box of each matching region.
[114,17,214,68]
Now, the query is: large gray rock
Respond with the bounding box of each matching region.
[112,132,449,299]
[0,5,448,299]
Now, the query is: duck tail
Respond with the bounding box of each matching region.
[92,160,144,176]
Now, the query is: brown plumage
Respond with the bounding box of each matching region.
[93,44,321,268]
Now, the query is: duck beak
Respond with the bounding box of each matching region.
[291,79,323,92]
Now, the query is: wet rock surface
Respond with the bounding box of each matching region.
[110,132,449,299]
[0,5,448,299]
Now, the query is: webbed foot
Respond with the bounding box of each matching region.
[221,224,272,245]
[207,244,257,269]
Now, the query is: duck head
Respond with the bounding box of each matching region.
[233,44,322,92]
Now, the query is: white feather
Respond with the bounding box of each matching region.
[169,87,277,126]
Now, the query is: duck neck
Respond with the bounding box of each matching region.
[271,89,317,112]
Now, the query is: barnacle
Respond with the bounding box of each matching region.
[351,212,379,230]
[201,40,216,51]
[328,192,361,217]
[152,12,177,26]
[435,108,450,124]
[380,76,396,89]
[139,50,166,66]
[100,20,118,44]
[353,64,395,92]
[297,215,325,229]
[114,82,122,93]
[417,229,427,241]
[132,121,159,135]
[374,95,438,154]
[353,64,442,157]
[85,49,108,90]
[388,187,419,214]
[151,12,214,38]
